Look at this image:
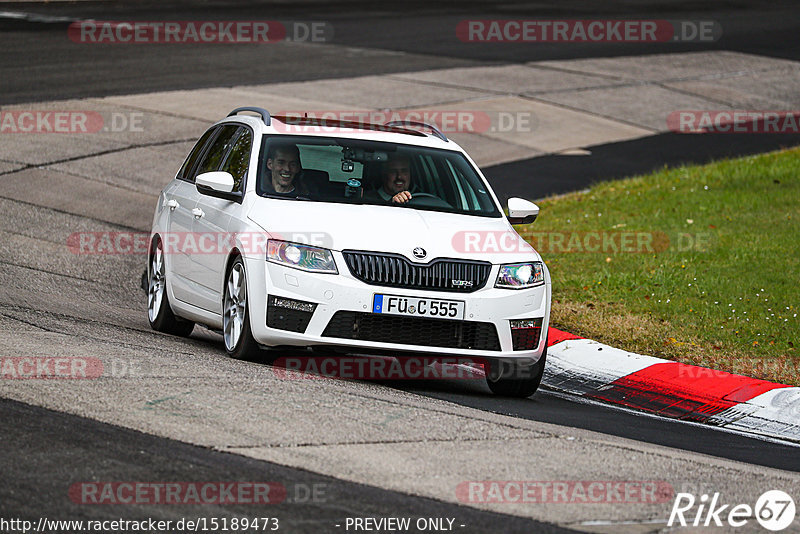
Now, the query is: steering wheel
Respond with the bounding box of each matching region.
[405,192,452,208]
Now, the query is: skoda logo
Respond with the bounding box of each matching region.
[412,247,427,259]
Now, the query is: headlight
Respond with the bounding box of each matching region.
[267,240,338,274]
[495,262,544,289]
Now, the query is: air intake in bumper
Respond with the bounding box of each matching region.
[322,311,501,351]
[267,295,316,333]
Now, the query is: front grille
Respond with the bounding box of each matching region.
[322,311,501,351]
[342,251,491,293]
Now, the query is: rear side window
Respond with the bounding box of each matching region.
[177,127,217,182]
[195,124,240,178]
[220,127,252,193]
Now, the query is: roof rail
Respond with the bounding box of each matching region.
[228,107,271,126]
[384,120,448,142]
[270,115,426,137]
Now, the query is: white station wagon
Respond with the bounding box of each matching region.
[147,107,551,397]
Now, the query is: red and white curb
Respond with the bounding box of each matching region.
[544,328,800,444]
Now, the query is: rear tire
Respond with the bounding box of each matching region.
[223,256,261,360]
[485,341,547,398]
[147,237,195,337]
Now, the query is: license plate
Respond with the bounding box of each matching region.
[372,294,465,320]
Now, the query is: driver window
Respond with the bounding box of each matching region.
[220,127,252,193]
[177,127,217,183]
[194,124,240,179]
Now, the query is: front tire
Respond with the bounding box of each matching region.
[223,256,261,360]
[147,237,195,337]
[485,342,547,398]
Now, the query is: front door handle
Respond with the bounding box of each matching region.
[166,199,179,211]
[192,207,205,219]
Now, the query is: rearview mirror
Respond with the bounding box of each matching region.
[507,197,539,225]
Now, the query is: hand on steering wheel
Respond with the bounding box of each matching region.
[391,191,450,208]
[391,191,413,203]
[392,191,439,202]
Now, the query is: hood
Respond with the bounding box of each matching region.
[246,199,541,264]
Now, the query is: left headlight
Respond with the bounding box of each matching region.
[267,240,338,274]
[495,262,544,289]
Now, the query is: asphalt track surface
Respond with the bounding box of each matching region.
[396,384,800,473]
[2,1,800,532]
[0,398,573,533]
[2,0,800,104]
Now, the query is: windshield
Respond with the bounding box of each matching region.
[256,135,502,217]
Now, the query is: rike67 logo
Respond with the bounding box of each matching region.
[669,490,796,531]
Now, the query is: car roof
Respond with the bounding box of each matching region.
[214,108,466,152]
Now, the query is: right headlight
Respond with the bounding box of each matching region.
[267,240,338,274]
[495,262,544,289]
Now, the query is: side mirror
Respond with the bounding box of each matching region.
[196,171,234,192]
[507,197,539,225]
[195,171,241,202]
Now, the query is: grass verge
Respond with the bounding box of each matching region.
[516,147,800,385]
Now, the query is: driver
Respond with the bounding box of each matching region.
[264,143,309,197]
[374,154,414,204]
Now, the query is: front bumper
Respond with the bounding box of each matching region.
[245,252,551,361]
